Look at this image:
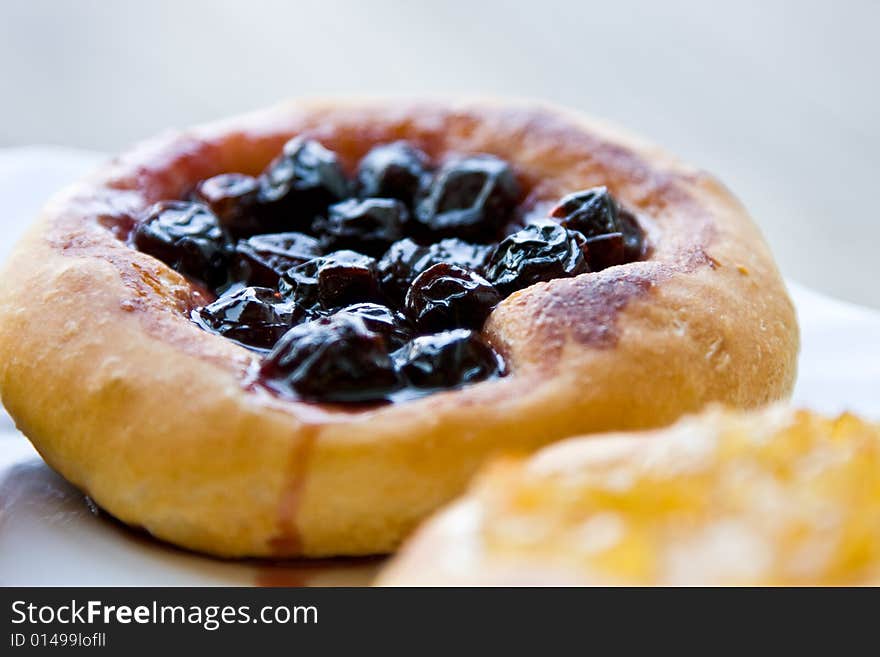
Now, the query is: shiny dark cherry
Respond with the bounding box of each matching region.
[550,186,619,237]
[233,231,322,287]
[414,155,519,241]
[257,137,349,230]
[259,313,400,403]
[405,263,501,333]
[278,250,383,312]
[395,329,501,389]
[551,186,645,268]
[129,136,645,404]
[485,219,589,296]
[133,200,230,288]
[336,303,412,350]
[193,173,261,238]
[194,286,301,350]
[313,198,408,257]
[356,141,430,203]
[377,237,494,303]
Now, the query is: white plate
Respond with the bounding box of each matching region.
[1,148,878,586]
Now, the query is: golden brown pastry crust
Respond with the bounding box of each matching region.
[0,100,798,557]
[380,407,880,586]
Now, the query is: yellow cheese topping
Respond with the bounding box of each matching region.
[478,408,880,585]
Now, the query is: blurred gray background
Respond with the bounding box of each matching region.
[1,0,878,307]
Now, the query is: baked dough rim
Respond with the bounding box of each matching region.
[0,99,798,557]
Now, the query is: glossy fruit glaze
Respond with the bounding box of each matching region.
[130,137,645,403]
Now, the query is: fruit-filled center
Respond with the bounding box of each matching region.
[129,137,645,403]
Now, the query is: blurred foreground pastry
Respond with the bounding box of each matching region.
[379,407,880,585]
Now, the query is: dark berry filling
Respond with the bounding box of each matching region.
[356,141,429,204]
[257,137,349,231]
[336,303,412,350]
[550,186,620,238]
[279,250,383,312]
[582,232,625,271]
[414,155,519,242]
[193,173,261,238]
[132,201,231,288]
[193,286,301,351]
[259,313,400,403]
[377,237,493,303]
[551,186,646,264]
[618,207,646,262]
[313,198,408,257]
[485,219,589,297]
[405,263,500,333]
[233,231,322,288]
[128,135,645,404]
[395,330,501,389]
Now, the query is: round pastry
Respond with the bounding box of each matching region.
[379,406,880,586]
[0,100,798,557]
